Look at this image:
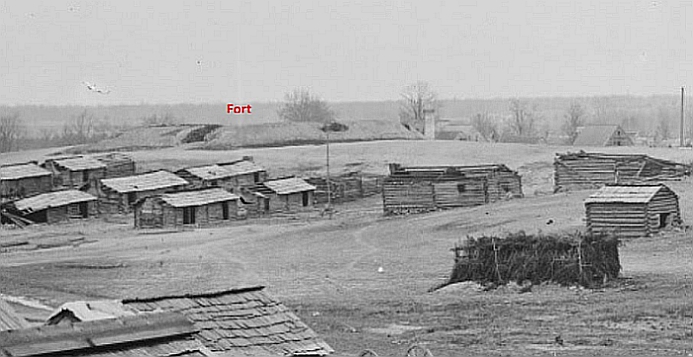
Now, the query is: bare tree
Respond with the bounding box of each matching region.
[277,89,334,123]
[507,99,538,136]
[62,110,95,145]
[562,102,586,144]
[141,113,180,127]
[471,112,499,142]
[0,113,24,152]
[398,81,437,134]
[655,106,672,142]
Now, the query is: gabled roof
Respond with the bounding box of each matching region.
[50,156,107,171]
[262,177,316,195]
[100,171,188,193]
[0,163,51,181]
[584,185,673,204]
[573,125,625,146]
[121,286,333,356]
[218,160,266,176]
[47,300,136,325]
[158,188,240,208]
[179,165,234,180]
[0,312,208,357]
[0,299,29,332]
[13,190,97,213]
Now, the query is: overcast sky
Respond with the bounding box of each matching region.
[1,0,691,105]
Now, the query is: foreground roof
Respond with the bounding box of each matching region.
[100,171,188,193]
[0,300,29,332]
[0,163,51,181]
[262,178,316,195]
[159,188,240,208]
[50,156,107,171]
[0,312,207,357]
[13,190,97,213]
[585,185,672,204]
[121,286,333,356]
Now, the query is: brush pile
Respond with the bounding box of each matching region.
[448,231,620,288]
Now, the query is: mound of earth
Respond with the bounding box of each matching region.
[63,125,220,153]
[201,120,422,150]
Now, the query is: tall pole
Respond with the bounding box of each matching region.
[681,87,685,147]
[326,130,332,219]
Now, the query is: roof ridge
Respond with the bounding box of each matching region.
[121,285,265,303]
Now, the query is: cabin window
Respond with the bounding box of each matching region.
[457,184,466,193]
[659,213,671,228]
[82,170,89,183]
[183,207,196,224]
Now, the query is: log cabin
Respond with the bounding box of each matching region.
[246,177,315,213]
[42,156,107,189]
[9,190,98,224]
[0,162,52,203]
[134,188,240,228]
[94,170,189,213]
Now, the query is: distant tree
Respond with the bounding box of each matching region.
[141,113,180,126]
[507,99,538,136]
[0,113,24,152]
[562,102,586,144]
[62,110,95,145]
[398,81,437,134]
[277,89,334,123]
[471,112,499,142]
[655,106,672,142]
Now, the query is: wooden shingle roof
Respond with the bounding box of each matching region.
[121,286,333,356]
[13,190,97,213]
[0,299,29,332]
[100,171,188,193]
[0,163,51,181]
[159,188,240,208]
[584,185,673,204]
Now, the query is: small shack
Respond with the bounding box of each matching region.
[554,151,690,192]
[383,164,523,215]
[247,177,316,213]
[42,156,107,189]
[217,157,268,188]
[9,190,98,224]
[573,124,633,146]
[134,188,240,228]
[90,152,136,179]
[95,170,189,213]
[0,162,52,203]
[585,184,681,238]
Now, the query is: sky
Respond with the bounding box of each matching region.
[0,0,691,105]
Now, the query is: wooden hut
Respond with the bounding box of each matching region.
[585,184,681,238]
[217,157,268,188]
[42,156,107,189]
[573,124,633,146]
[90,152,136,179]
[0,163,52,203]
[9,190,97,224]
[134,188,240,228]
[382,164,523,215]
[247,177,316,213]
[554,151,690,192]
[94,170,189,213]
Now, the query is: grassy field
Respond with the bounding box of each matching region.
[1,141,692,356]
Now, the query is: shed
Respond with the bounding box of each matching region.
[217,157,268,188]
[0,163,52,203]
[0,299,30,332]
[573,125,633,146]
[90,152,136,179]
[42,156,107,189]
[383,164,523,215]
[9,190,98,224]
[247,177,316,213]
[554,151,690,192]
[94,170,189,213]
[0,311,214,357]
[585,184,681,238]
[134,188,240,228]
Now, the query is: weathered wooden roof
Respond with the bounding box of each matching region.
[0,163,51,180]
[584,185,672,204]
[122,286,333,356]
[262,177,316,195]
[0,299,29,332]
[159,188,240,208]
[100,171,188,193]
[51,156,107,171]
[555,151,687,167]
[0,312,206,357]
[218,160,266,176]
[180,165,235,180]
[573,125,625,146]
[13,190,97,213]
[47,300,137,325]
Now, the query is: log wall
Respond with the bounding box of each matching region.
[0,176,53,203]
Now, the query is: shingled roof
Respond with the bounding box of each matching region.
[100,171,188,193]
[0,311,210,357]
[0,299,29,332]
[50,156,107,171]
[262,178,316,195]
[159,188,240,208]
[13,190,97,213]
[0,163,51,181]
[121,286,333,356]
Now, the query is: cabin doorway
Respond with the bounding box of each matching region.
[82,170,89,183]
[254,172,260,183]
[79,202,89,218]
[659,213,671,228]
[183,207,196,224]
[302,191,309,207]
[222,202,229,220]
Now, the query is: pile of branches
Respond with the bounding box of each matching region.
[448,231,620,288]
